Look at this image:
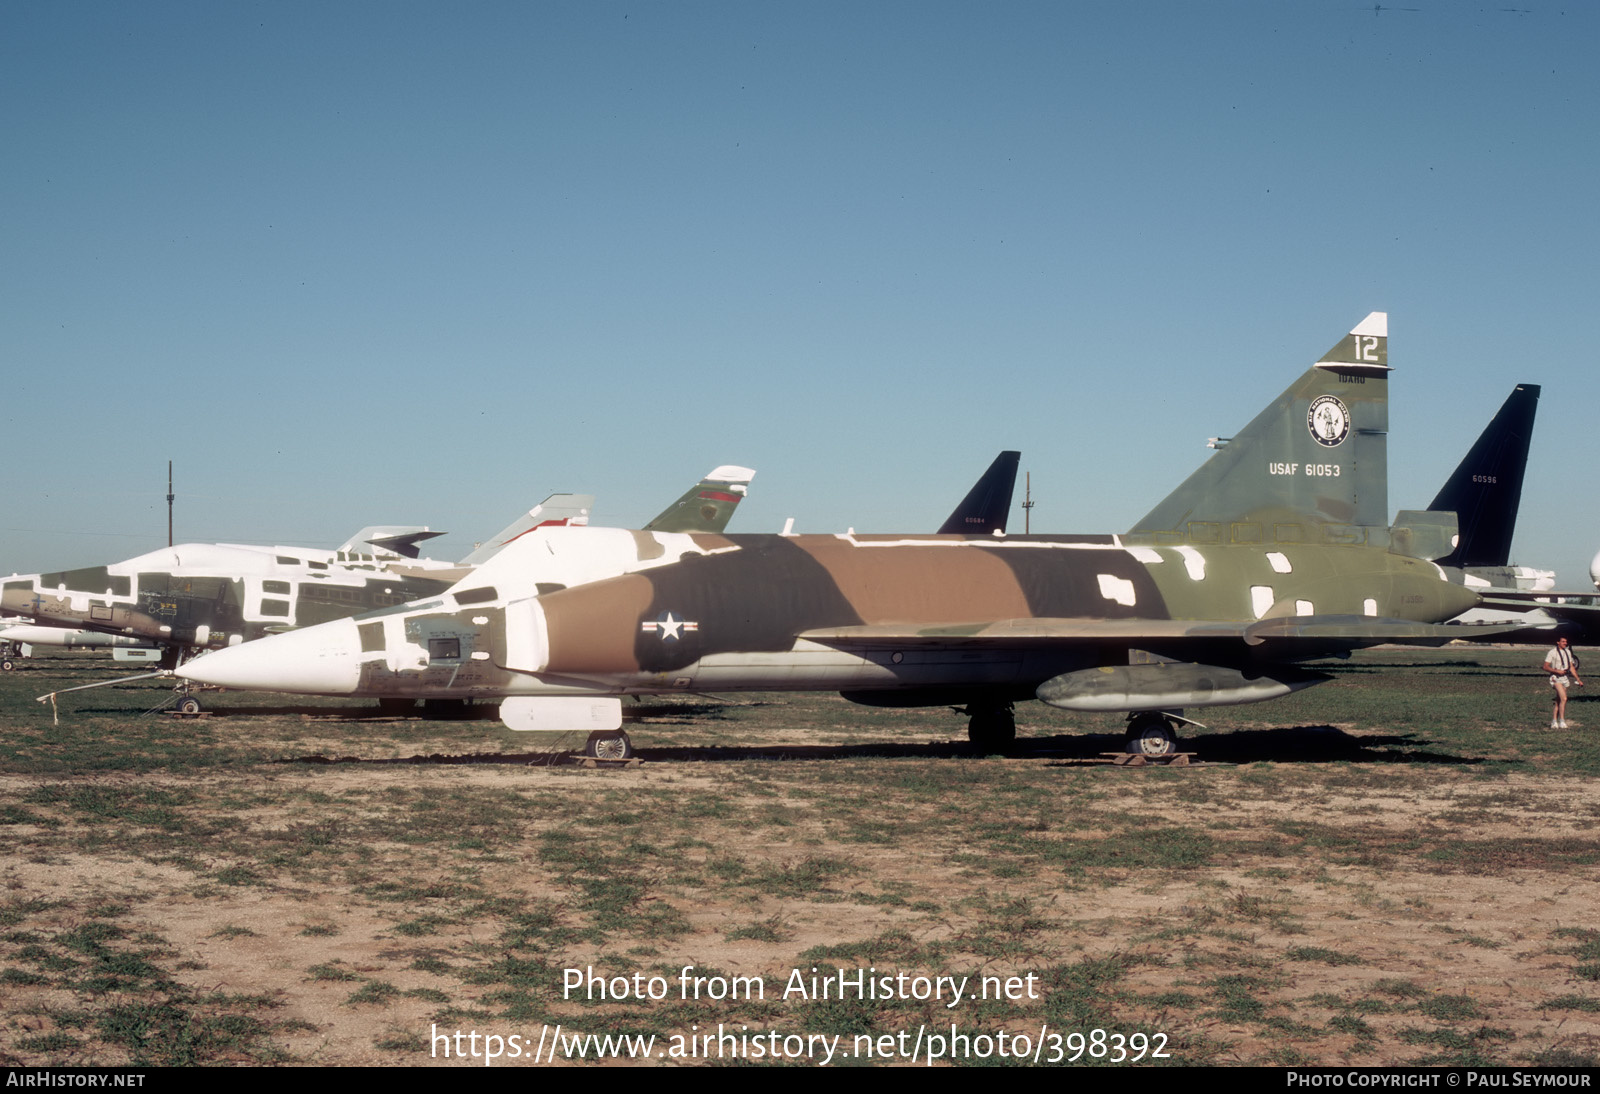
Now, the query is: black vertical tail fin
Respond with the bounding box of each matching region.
[938,451,1020,535]
[1127,313,1390,546]
[1427,384,1540,569]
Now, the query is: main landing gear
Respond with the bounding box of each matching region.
[1124,711,1183,756]
[585,730,635,761]
[963,702,1016,751]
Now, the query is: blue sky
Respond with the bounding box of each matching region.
[4,2,1596,585]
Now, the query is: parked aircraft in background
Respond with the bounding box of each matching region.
[639,466,758,535]
[1,619,164,670]
[2,468,753,708]
[180,313,1494,759]
[1396,383,1600,648]
[936,451,1019,536]
[1426,383,1549,592]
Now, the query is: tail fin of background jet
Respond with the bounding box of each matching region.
[338,526,446,560]
[459,494,595,566]
[1427,384,1540,569]
[937,451,1020,535]
[643,465,755,534]
[1127,312,1390,546]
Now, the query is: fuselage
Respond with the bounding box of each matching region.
[177,531,1479,702]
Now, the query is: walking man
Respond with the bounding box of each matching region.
[1544,636,1584,729]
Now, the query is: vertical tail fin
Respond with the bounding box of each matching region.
[460,494,595,566]
[1427,384,1540,568]
[338,526,446,560]
[643,465,755,533]
[937,451,1020,535]
[1127,313,1390,546]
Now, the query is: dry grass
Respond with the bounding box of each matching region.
[1,647,1597,1066]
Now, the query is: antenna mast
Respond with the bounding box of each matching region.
[1021,471,1034,534]
[167,461,174,547]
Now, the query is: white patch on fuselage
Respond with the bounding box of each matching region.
[1462,573,1491,589]
[1097,574,1137,606]
[1267,551,1292,574]
[1125,547,1163,565]
[386,618,429,673]
[1363,598,1378,616]
[455,526,717,600]
[1295,600,1313,616]
[1176,546,1206,580]
[1251,586,1275,619]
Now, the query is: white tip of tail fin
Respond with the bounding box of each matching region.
[1351,312,1387,338]
[705,465,756,488]
[1315,310,1389,374]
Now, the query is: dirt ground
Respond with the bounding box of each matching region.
[4,725,1599,1067]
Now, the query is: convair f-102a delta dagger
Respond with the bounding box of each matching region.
[180,313,1490,758]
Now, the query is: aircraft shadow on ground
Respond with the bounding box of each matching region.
[271,724,1485,768]
[1314,661,1538,679]
[117,700,745,721]
[211,704,501,720]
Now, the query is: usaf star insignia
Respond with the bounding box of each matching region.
[641,610,699,642]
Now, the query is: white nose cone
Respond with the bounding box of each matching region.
[178,618,363,695]
[1591,548,1600,592]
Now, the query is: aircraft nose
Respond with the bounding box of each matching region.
[177,618,362,694]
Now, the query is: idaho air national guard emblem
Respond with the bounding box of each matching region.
[1307,394,1350,448]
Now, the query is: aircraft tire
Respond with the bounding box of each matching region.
[1125,714,1178,756]
[585,730,634,762]
[176,696,204,716]
[966,706,1016,751]
[0,659,13,672]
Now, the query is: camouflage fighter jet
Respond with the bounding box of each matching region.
[170,451,1021,747]
[180,314,1487,758]
[3,469,752,709]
